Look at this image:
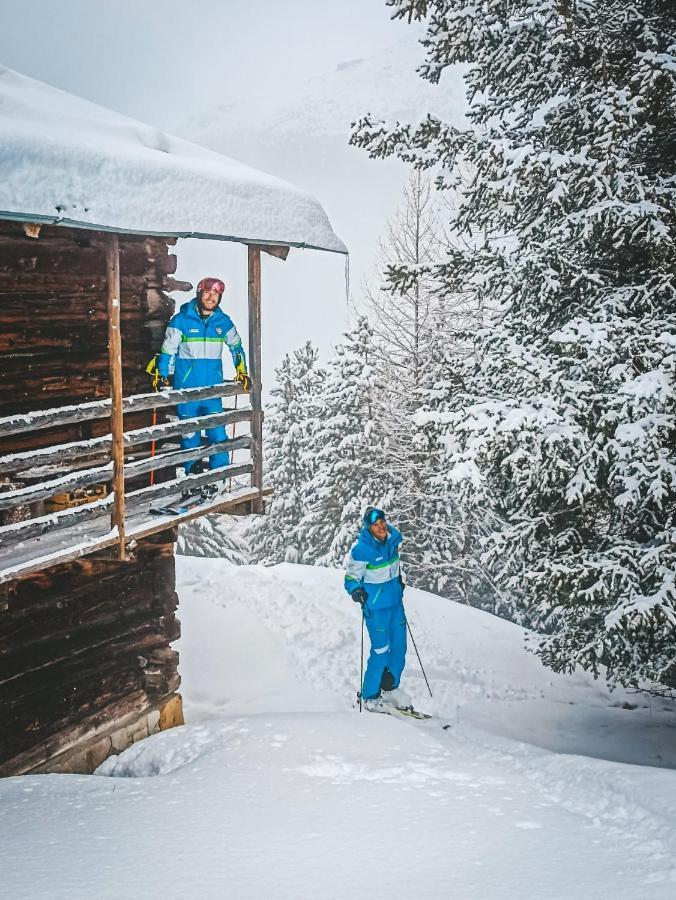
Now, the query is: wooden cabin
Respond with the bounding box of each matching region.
[0,67,345,776]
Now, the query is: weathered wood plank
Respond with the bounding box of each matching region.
[0,408,252,475]
[0,382,246,437]
[0,458,253,546]
[0,689,152,777]
[123,435,251,480]
[0,434,251,512]
[0,245,176,278]
[0,484,262,585]
[260,244,290,260]
[106,234,126,557]
[248,245,264,513]
[125,461,253,510]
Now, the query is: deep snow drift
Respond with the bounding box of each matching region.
[1,559,675,899]
[0,65,346,253]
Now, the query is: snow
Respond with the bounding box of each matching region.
[2,560,676,898]
[0,66,346,254]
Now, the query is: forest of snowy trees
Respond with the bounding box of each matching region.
[188,1,676,694]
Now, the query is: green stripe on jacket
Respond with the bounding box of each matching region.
[181,336,225,343]
[366,555,399,571]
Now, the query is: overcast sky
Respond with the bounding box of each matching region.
[0,0,402,127]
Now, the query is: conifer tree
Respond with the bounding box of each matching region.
[177,515,249,564]
[247,342,323,565]
[301,316,391,566]
[360,168,484,597]
[362,169,446,382]
[353,1,676,688]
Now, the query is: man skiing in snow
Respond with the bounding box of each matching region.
[344,507,408,711]
[157,276,251,474]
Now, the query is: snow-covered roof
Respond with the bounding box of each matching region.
[0,66,347,254]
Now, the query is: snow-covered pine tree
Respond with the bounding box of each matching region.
[300,316,391,567]
[247,342,323,565]
[353,1,676,688]
[177,514,249,564]
[361,169,445,380]
[359,170,446,588]
[410,305,503,608]
[360,167,485,598]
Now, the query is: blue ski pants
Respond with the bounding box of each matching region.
[177,397,229,473]
[362,602,407,700]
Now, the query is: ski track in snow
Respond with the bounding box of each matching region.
[3,558,676,899]
[180,560,676,888]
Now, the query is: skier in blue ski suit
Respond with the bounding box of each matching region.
[157,276,250,473]
[344,507,407,703]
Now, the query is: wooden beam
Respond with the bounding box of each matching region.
[248,245,264,513]
[106,234,126,559]
[0,485,265,586]
[0,494,113,545]
[125,461,253,511]
[21,222,42,239]
[0,382,246,438]
[0,435,252,512]
[0,408,253,476]
[260,244,290,261]
[0,461,254,546]
[123,435,251,480]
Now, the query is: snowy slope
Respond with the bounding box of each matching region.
[2,560,675,900]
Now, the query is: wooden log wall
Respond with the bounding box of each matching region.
[0,219,189,454]
[0,531,180,774]
[0,218,188,774]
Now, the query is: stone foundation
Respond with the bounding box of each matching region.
[26,693,184,775]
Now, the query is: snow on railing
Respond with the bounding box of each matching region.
[0,382,253,561]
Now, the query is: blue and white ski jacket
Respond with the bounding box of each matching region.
[344,525,404,611]
[157,298,246,388]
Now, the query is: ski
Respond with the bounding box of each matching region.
[357,695,432,720]
[150,484,219,517]
[373,704,432,721]
[390,705,432,720]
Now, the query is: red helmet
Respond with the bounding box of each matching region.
[197,276,226,294]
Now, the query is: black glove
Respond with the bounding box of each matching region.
[159,375,172,388]
[352,587,368,607]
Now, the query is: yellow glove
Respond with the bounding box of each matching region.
[235,358,252,392]
[145,355,162,390]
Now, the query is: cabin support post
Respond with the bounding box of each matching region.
[105,233,127,559]
[247,244,264,513]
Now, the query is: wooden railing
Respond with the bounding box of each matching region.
[0,381,258,560]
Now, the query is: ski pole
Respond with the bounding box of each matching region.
[149,366,160,487]
[405,614,433,698]
[228,392,238,493]
[359,610,365,712]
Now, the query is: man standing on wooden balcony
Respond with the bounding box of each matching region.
[157,276,252,474]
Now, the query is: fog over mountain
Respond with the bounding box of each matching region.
[173,36,467,387]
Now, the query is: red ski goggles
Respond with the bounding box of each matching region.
[197,277,226,294]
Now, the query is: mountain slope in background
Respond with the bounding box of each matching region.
[173,37,467,386]
[189,36,466,151]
